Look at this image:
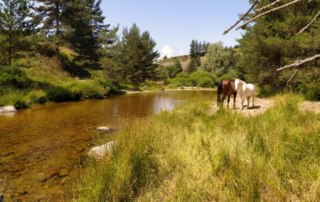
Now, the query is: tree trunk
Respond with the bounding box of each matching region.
[55,1,60,57]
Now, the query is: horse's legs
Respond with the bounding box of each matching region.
[247,97,250,109]
[241,96,244,110]
[222,94,226,107]
[227,95,230,108]
[252,94,255,107]
[217,94,221,107]
[233,93,236,109]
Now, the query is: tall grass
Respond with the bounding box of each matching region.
[77,94,320,201]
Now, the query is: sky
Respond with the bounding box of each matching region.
[99,0,251,59]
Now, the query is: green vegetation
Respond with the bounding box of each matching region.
[77,94,320,201]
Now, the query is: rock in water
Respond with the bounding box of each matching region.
[0,106,16,113]
[87,141,117,160]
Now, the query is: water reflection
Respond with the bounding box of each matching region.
[0,90,215,201]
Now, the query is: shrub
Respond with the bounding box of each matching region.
[0,66,31,88]
[168,72,192,87]
[189,71,217,87]
[197,77,215,87]
[217,74,234,82]
[299,81,320,101]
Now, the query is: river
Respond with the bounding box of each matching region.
[0,90,216,202]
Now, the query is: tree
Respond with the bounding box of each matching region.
[35,0,66,56]
[190,40,195,55]
[194,40,199,54]
[0,0,38,66]
[63,0,109,67]
[120,24,159,83]
[224,0,320,88]
[166,59,182,78]
[200,42,234,77]
[163,55,168,60]
[186,55,200,74]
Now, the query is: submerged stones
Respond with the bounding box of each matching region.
[94,126,118,134]
[0,106,16,114]
[88,141,117,160]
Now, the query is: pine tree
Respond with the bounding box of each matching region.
[198,41,203,53]
[120,24,159,83]
[186,55,200,74]
[190,40,195,55]
[35,0,66,56]
[0,0,38,66]
[200,42,234,77]
[237,0,320,89]
[63,0,109,67]
[194,40,199,54]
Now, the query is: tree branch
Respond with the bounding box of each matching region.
[297,11,320,35]
[277,54,320,71]
[286,68,300,88]
[257,0,281,12]
[223,0,259,35]
[236,0,303,30]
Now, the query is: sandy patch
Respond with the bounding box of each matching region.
[211,97,275,117]
[299,101,320,114]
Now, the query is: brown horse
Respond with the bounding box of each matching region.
[217,79,237,108]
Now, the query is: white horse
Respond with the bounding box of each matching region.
[234,79,256,110]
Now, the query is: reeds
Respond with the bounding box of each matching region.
[76,94,320,201]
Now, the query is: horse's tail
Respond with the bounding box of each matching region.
[217,80,223,106]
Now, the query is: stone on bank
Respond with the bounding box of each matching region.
[0,106,17,113]
[88,141,118,160]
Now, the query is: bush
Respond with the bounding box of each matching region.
[299,81,320,101]
[168,72,192,87]
[197,77,215,87]
[258,85,275,98]
[217,74,234,82]
[189,71,217,87]
[0,66,31,88]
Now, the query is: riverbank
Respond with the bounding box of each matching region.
[76,93,320,201]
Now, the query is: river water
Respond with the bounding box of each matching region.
[0,90,215,202]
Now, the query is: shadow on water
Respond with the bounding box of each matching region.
[0,90,216,201]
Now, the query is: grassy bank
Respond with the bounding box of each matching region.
[76,94,320,201]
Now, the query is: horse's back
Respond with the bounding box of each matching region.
[245,83,256,95]
[221,79,236,95]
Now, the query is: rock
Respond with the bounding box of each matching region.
[88,141,117,160]
[37,173,47,183]
[94,126,118,134]
[45,169,59,180]
[0,106,16,113]
[58,169,69,177]
[0,151,14,157]
[12,163,25,172]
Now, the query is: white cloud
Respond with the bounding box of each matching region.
[162,45,173,59]
[179,50,184,56]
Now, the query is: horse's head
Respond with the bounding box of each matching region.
[234,79,240,91]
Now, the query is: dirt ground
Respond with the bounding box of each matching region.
[212,97,320,116]
[211,97,275,116]
[299,101,320,114]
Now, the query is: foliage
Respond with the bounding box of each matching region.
[168,72,192,87]
[63,0,108,67]
[0,0,39,66]
[190,39,210,55]
[166,59,183,79]
[189,71,218,87]
[238,0,320,90]
[200,42,235,77]
[186,55,200,74]
[163,55,168,60]
[119,24,160,83]
[77,94,320,201]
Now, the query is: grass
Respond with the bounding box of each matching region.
[75,94,320,201]
[0,52,117,108]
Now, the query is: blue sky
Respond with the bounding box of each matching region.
[100,0,251,58]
